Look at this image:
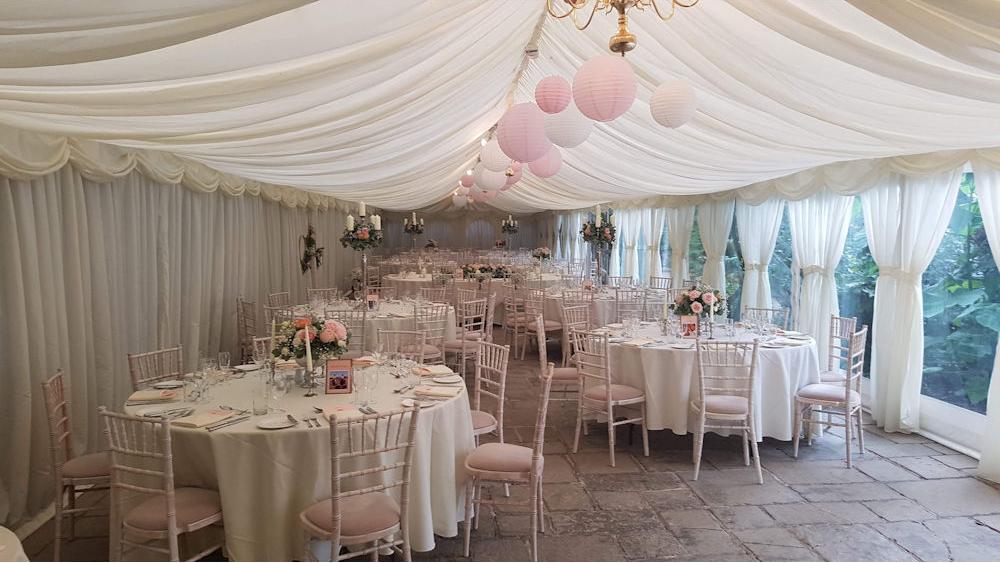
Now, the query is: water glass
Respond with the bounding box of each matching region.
[218,351,231,370]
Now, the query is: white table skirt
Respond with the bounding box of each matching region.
[0,527,27,562]
[121,369,474,560]
[608,326,820,440]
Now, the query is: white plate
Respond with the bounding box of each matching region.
[152,380,185,389]
[401,398,436,408]
[608,338,627,343]
[788,335,812,341]
[233,364,259,372]
[256,416,297,430]
[432,375,463,384]
[135,406,179,417]
[761,343,785,348]
[606,323,624,328]
[669,344,694,350]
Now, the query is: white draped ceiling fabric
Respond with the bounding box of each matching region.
[0,1,999,212]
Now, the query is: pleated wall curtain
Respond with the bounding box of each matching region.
[666,206,695,288]
[735,199,784,310]
[972,162,1000,482]
[696,200,735,293]
[378,213,541,252]
[0,166,354,528]
[620,209,642,280]
[641,208,666,283]
[862,170,961,433]
[788,191,854,361]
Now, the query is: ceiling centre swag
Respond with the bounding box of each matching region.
[454,0,699,209]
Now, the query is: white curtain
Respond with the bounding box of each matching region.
[620,209,642,280]
[0,166,353,528]
[640,208,667,282]
[666,206,695,287]
[971,162,1000,483]
[862,169,961,433]
[735,199,784,310]
[697,200,734,292]
[609,211,623,278]
[788,191,853,360]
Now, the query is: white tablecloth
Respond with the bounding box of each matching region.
[0,527,26,562]
[121,366,474,560]
[300,301,456,347]
[543,293,616,327]
[608,325,820,440]
[383,274,436,297]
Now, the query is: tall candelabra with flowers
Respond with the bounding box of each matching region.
[581,205,616,286]
[340,201,383,293]
[403,212,424,250]
[501,215,519,249]
[669,283,726,338]
[271,316,350,396]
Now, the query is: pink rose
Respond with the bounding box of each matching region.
[688,290,701,299]
[702,293,715,304]
[330,321,348,341]
[295,327,315,342]
[675,295,685,304]
[691,301,703,314]
[319,328,337,343]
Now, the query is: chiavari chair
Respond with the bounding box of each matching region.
[648,276,672,289]
[236,296,257,364]
[523,289,562,360]
[267,291,290,308]
[820,315,858,383]
[469,341,510,444]
[325,309,368,359]
[378,330,427,364]
[127,346,184,391]
[615,288,644,322]
[443,297,487,377]
[536,314,579,403]
[307,287,340,302]
[743,306,790,330]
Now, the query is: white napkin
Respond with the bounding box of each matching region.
[127,389,179,403]
[172,409,234,428]
[414,385,462,398]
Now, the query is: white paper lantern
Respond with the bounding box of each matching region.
[479,139,510,172]
[529,146,562,178]
[650,80,697,128]
[452,193,467,208]
[497,102,551,163]
[544,103,593,148]
[474,163,506,191]
[573,55,637,122]
[535,76,572,114]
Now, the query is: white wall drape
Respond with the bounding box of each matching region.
[735,199,784,310]
[379,212,540,252]
[696,200,734,292]
[862,170,961,433]
[666,206,695,288]
[609,211,622,278]
[641,208,667,282]
[0,166,353,528]
[970,162,1000,482]
[620,209,642,280]
[788,191,853,361]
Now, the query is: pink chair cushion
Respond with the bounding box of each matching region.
[704,395,749,415]
[819,369,847,383]
[63,452,111,479]
[461,330,484,340]
[582,384,644,402]
[797,383,860,404]
[471,410,497,430]
[466,442,538,473]
[400,344,441,356]
[443,339,476,350]
[527,319,562,332]
[506,313,532,323]
[302,492,400,537]
[550,367,579,381]
[124,487,221,531]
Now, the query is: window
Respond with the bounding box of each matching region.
[835,198,875,376]
[724,221,743,317]
[769,205,794,310]
[921,173,997,414]
[689,217,705,282]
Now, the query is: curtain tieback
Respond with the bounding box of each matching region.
[801,265,830,277]
[745,262,768,272]
[625,244,637,251]
[879,266,921,284]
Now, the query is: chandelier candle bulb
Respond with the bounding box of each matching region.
[304,319,313,373]
[420,218,424,225]
[373,215,381,230]
[346,214,355,230]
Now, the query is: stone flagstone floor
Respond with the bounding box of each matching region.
[22,334,1000,561]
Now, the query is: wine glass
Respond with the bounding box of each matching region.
[218,351,231,371]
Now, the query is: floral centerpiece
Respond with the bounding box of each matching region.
[501,220,519,234]
[531,246,552,260]
[494,239,507,249]
[272,316,350,365]
[581,211,616,249]
[461,263,511,279]
[300,224,325,274]
[669,283,726,317]
[340,214,383,252]
[404,222,424,235]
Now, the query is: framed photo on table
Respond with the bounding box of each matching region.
[680,315,699,337]
[325,359,353,394]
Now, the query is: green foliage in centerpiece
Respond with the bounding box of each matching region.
[581,211,616,249]
[340,218,383,251]
[670,283,726,317]
[461,263,511,279]
[272,316,350,361]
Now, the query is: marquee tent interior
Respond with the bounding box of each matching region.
[4,1,1000,561]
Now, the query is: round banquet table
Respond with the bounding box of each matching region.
[297,300,457,345]
[120,365,474,561]
[542,291,617,327]
[383,273,436,298]
[606,323,820,440]
[0,527,27,562]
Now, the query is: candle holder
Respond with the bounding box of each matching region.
[404,221,424,250]
[581,211,615,286]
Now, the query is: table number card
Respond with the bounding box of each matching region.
[680,315,699,337]
[325,359,353,394]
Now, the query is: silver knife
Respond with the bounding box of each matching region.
[206,415,250,432]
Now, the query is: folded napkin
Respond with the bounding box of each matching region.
[413,365,454,377]
[622,338,656,347]
[773,338,808,346]
[353,356,378,368]
[323,404,365,420]
[413,385,462,398]
[172,409,234,428]
[127,389,179,403]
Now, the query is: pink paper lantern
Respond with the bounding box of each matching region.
[460,172,475,187]
[573,55,637,122]
[511,161,523,173]
[535,76,572,114]
[498,102,551,163]
[529,146,562,178]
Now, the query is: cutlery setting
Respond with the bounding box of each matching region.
[206,415,250,432]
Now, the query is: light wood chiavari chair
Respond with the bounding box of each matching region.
[443,297,487,377]
[503,290,530,359]
[536,314,579,403]
[420,287,447,303]
[378,330,427,364]
[127,346,184,391]
[325,309,368,359]
[615,288,644,322]
[267,291,290,307]
[821,314,857,383]
[742,306,790,330]
[307,287,340,302]
[523,289,562,360]
[649,276,672,289]
[236,296,257,364]
[470,341,510,444]
[412,303,449,364]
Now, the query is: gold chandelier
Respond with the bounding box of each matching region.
[546,0,699,55]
